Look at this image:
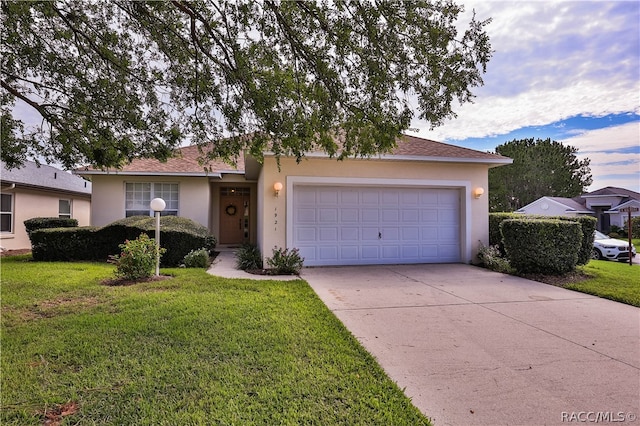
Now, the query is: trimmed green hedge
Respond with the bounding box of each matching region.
[501,219,582,274]
[488,212,520,250]
[29,216,216,266]
[629,217,640,239]
[556,216,596,266]
[489,213,596,265]
[24,217,78,234]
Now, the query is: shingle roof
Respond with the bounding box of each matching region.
[545,197,590,212]
[1,161,91,195]
[75,145,245,176]
[389,134,509,161]
[75,133,511,176]
[582,186,640,200]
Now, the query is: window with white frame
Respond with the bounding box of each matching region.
[125,182,179,217]
[1,193,13,233]
[59,199,71,218]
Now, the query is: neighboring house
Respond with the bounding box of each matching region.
[515,187,640,232]
[1,161,92,250]
[75,135,512,266]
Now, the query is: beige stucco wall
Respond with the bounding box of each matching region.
[257,156,491,264]
[0,188,91,250]
[90,175,211,228]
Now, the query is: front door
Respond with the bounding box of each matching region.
[219,187,250,245]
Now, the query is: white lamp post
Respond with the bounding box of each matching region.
[150,198,166,276]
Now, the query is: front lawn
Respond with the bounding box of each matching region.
[564,259,640,307]
[1,255,430,425]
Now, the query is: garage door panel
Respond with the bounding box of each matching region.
[319,190,339,204]
[340,227,359,241]
[382,245,400,259]
[402,227,420,240]
[297,208,316,222]
[318,208,338,223]
[438,209,458,223]
[296,227,317,242]
[361,191,380,204]
[341,208,359,221]
[340,190,359,204]
[421,227,439,239]
[439,226,460,240]
[420,192,439,204]
[299,246,317,262]
[402,209,420,223]
[421,209,439,222]
[318,246,338,261]
[340,246,359,260]
[439,245,460,260]
[293,186,461,266]
[361,245,380,259]
[319,227,338,241]
[380,227,399,241]
[381,209,399,223]
[362,227,380,240]
[362,209,379,222]
[402,245,420,258]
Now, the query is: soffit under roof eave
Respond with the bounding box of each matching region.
[262,151,513,166]
[73,170,223,178]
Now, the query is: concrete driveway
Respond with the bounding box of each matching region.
[303,264,640,426]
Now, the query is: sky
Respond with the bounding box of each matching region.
[9,1,639,193]
[407,0,640,193]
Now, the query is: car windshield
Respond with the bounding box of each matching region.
[594,231,609,240]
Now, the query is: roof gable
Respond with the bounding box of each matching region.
[516,196,591,214]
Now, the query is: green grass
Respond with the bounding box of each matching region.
[1,255,430,425]
[567,259,640,307]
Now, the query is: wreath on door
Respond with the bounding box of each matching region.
[225,204,237,216]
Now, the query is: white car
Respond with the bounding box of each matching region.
[592,231,636,261]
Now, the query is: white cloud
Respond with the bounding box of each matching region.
[567,121,640,153]
[571,123,640,192]
[415,1,640,141]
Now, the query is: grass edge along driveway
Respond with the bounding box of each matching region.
[1,256,431,425]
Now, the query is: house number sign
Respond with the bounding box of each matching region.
[274,207,278,231]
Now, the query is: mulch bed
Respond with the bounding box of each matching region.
[518,270,592,287]
[101,275,173,286]
[0,249,32,257]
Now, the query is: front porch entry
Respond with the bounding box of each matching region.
[219,187,251,245]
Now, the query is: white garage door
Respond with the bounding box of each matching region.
[292,186,461,266]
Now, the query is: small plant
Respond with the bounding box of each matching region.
[235,244,263,271]
[266,247,304,275]
[182,248,210,268]
[478,242,514,274]
[108,233,165,280]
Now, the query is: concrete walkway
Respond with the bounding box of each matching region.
[207,248,300,281]
[302,264,640,426]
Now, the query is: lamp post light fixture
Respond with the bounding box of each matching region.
[150,197,166,276]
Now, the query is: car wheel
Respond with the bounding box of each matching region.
[591,248,603,260]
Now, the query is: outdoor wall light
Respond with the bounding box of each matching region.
[150,197,166,276]
[274,182,283,197]
[473,187,485,199]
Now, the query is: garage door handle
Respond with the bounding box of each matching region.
[378,231,382,239]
